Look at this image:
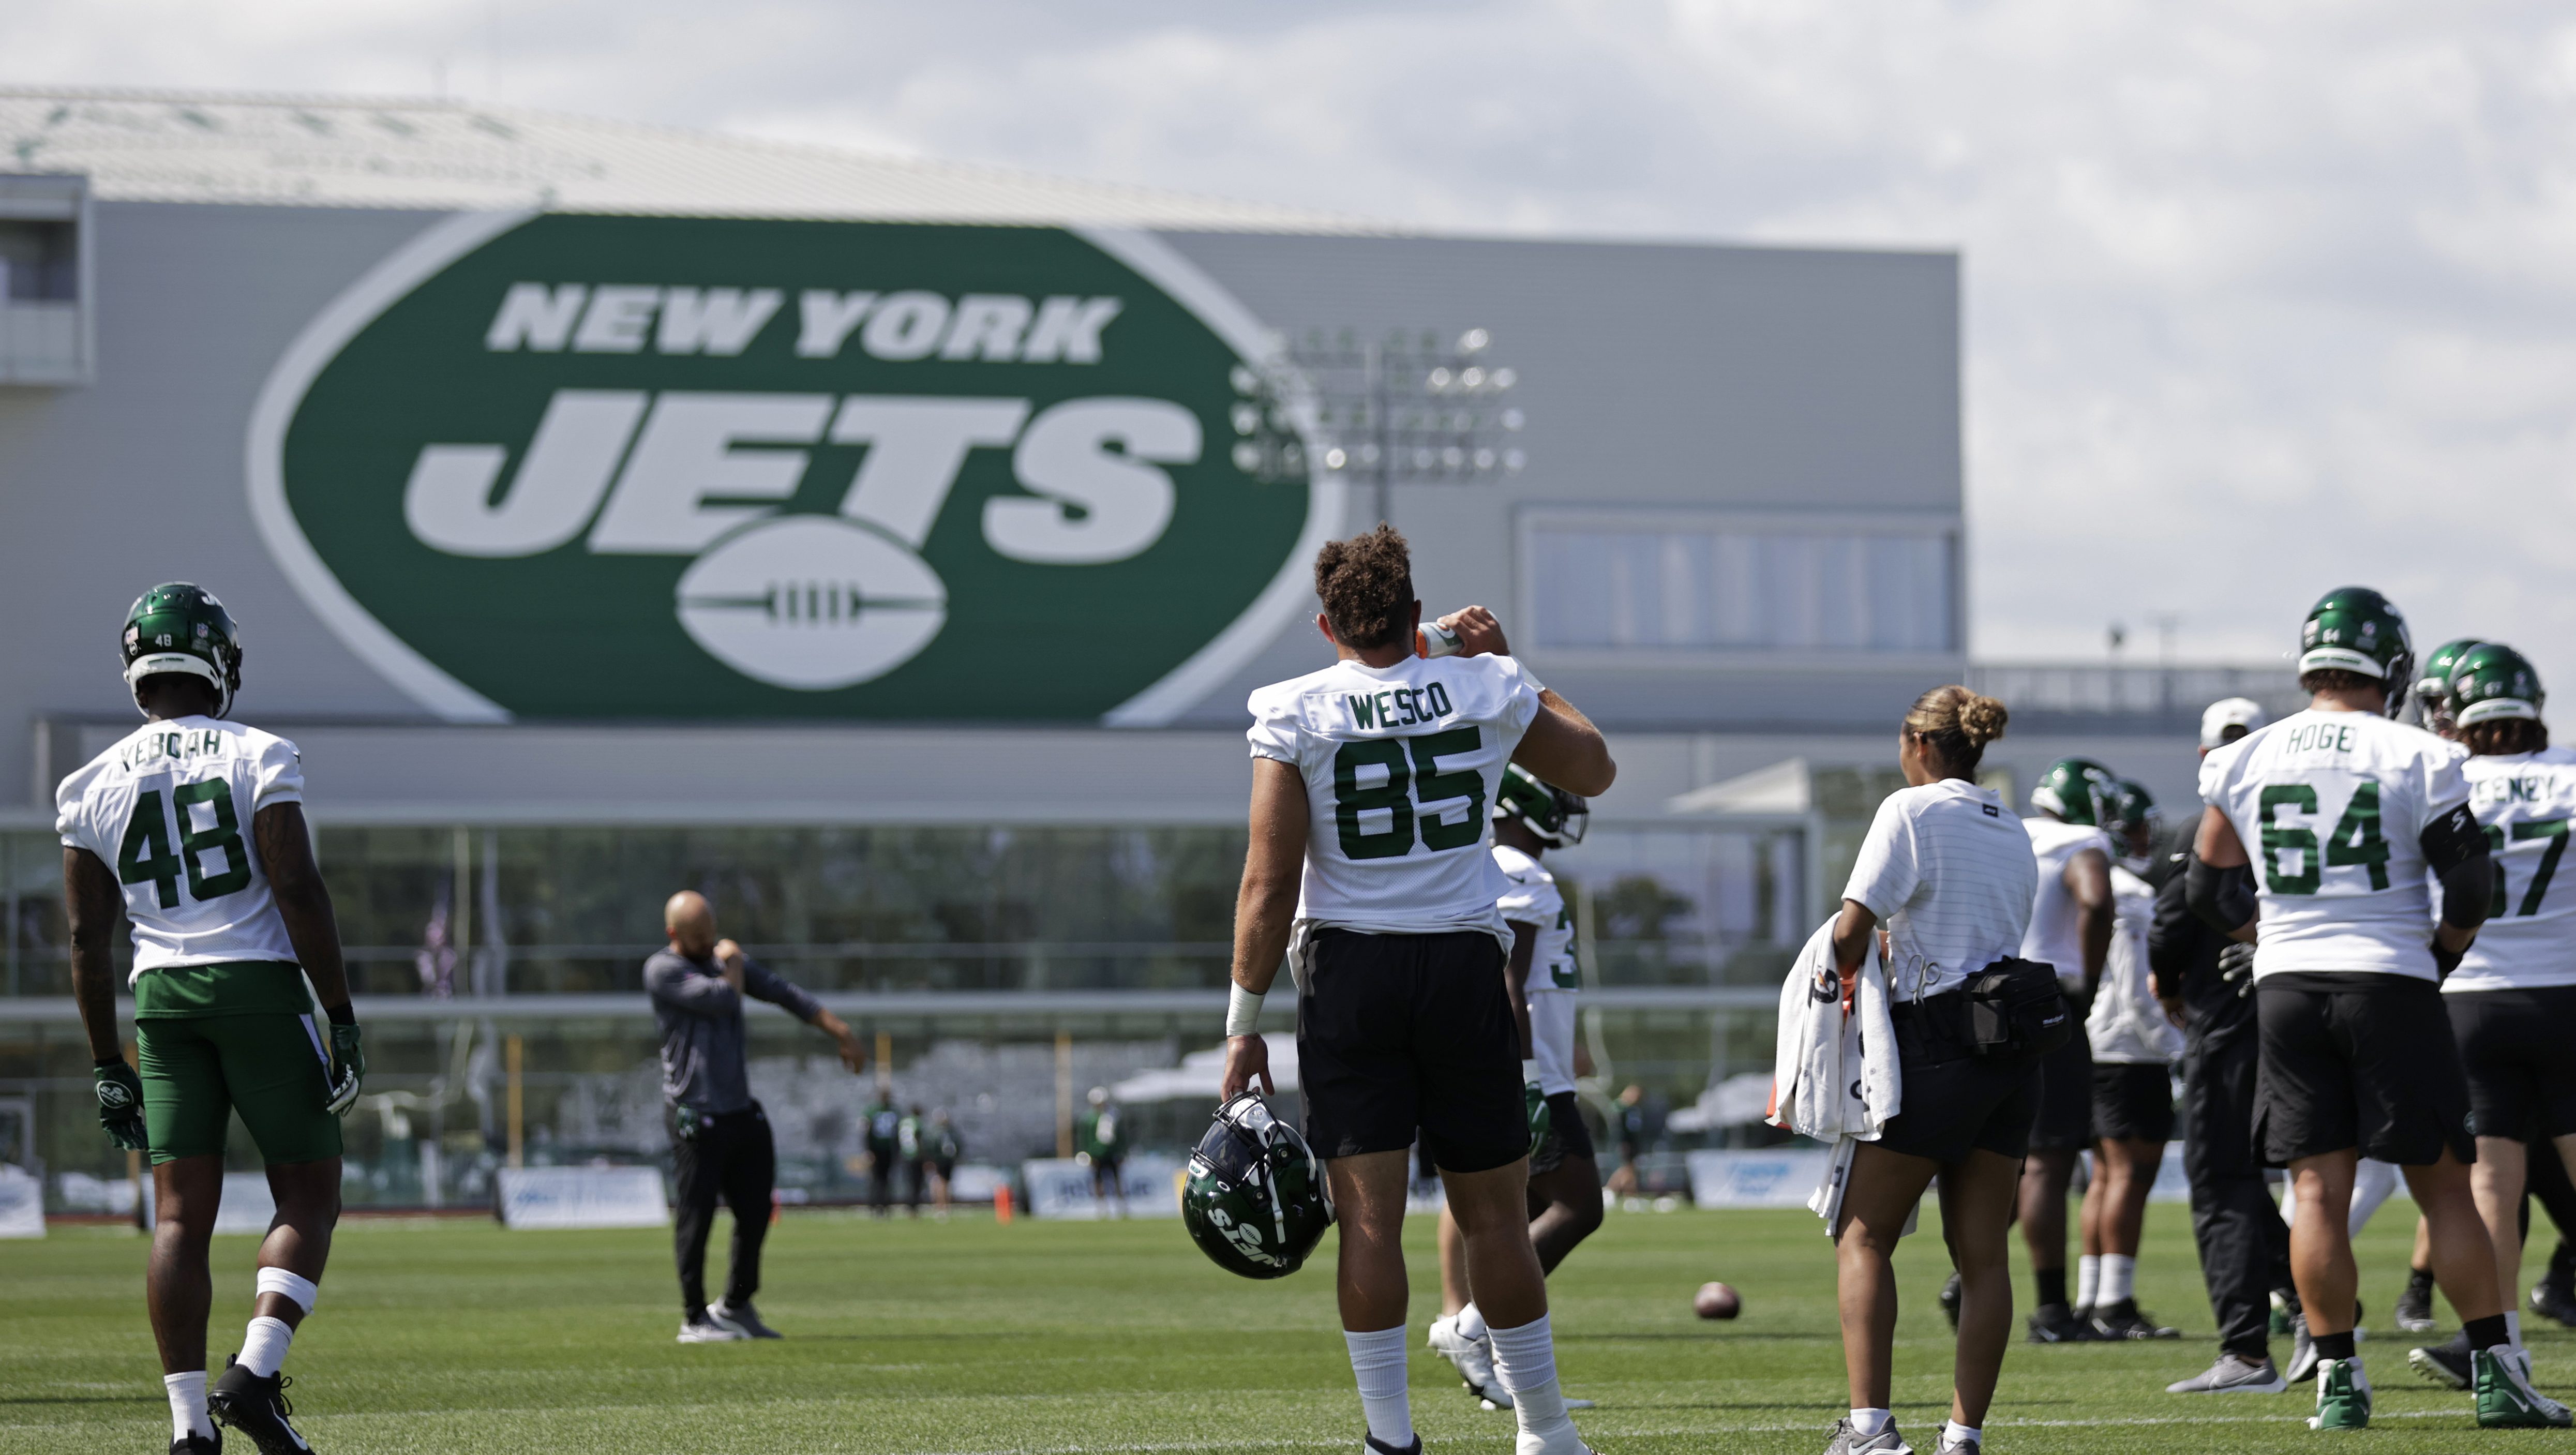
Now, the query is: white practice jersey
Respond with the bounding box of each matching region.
[55,716,305,980]
[1248,652,1546,947]
[2023,816,2116,990]
[2444,747,2576,993]
[2199,708,2468,981]
[2088,863,2182,1064]
[1495,843,1580,1095]
[1844,778,2038,1001]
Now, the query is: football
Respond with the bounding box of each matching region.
[1695,1281,1741,1319]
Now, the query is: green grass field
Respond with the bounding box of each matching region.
[4,1200,2566,1453]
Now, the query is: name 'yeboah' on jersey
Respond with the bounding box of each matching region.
[2445,746,2576,992]
[2198,708,2468,980]
[56,715,305,978]
[1247,652,1545,947]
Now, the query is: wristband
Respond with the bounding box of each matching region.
[1225,982,1265,1038]
[1521,1058,1541,1085]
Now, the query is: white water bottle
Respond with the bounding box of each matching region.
[1416,620,1463,658]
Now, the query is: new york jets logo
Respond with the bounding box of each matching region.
[98,1081,134,1109]
[249,214,1339,724]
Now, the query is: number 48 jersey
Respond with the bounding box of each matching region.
[2199,708,2468,981]
[1248,652,1546,948]
[2445,747,2576,992]
[55,716,305,980]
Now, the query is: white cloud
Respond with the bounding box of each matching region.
[13,0,2576,698]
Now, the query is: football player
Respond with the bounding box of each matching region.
[1429,767,1599,1408]
[2188,586,2563,1429]
[60,584,363,1455]
[2075,779,2183,1339]
[2017,758,2120,1343]
[2410,639,2488,736]
[2403,645,2576,1394]
[1220,526,1613,1455]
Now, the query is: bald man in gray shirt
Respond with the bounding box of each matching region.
[647,890,862,1343]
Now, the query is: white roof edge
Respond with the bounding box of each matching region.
[0,84,1401,233]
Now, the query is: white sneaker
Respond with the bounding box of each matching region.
[677,1314,746,1343]
[1428,1316,1512,1407]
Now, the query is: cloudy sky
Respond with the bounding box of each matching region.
[17,1,2576,688]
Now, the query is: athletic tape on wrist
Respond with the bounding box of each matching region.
[256,1267,319,1315]
[1225,983,1264,1038]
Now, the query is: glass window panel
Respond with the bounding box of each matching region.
[1530,522,1952,654]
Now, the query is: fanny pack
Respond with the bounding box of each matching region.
[1963,957,2073,1067]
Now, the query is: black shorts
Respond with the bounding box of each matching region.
[2255,972,2474,1167]
[1873,992,2039,1164]
[1298,928,1526,1173]
[2091,1061,2175,1143]
[1530,1091,1596,1175]
[2026,1008,2094,1151]
[2447,986,2576,1143]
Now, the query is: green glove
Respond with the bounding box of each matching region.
[323,1021,365,1116]
[1523,1062,1553,1159]
[94,1059,148,1151]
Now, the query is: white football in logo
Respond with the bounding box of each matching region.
[675,516,947,690]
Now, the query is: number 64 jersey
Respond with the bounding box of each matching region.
[55,716,305,981]
[2199,707,2469,982]
[1248,652,1546,950]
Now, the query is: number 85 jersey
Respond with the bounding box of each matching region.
[55,716,305,980]
[1248,653,1545,949]
[2198,707,2468,981]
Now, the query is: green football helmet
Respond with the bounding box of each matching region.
[2298,587,2415,715]
[2101,778,2158,837]
[121,582,242,717]
[1182,1093,1330,1280]
[2028,758,2116,826]
[2413,637,2485,732]
[1496,764,1588,847]
[2448,642,2545,728]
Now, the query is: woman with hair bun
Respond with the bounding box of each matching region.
[1822,686,2038,1455]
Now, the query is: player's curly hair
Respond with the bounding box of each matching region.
[1904,684,2008,773]
[2465,719,2549,756]
[1314,525,1415,651]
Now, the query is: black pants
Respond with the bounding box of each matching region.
[2182,999,2290,1359]
[671,1103,775,1319]
[868,1144,897,1213]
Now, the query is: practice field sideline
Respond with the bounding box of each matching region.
[3,1204,2562,1453]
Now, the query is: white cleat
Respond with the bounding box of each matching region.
[1429,1316,1513,1407]
[1516,1418,1597,1455]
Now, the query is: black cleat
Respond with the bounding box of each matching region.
[172,1435,222,1455]
[1939,1272,1962,1331]
[2027,1301,2094,1343]
[2409,1331,2473,1391]
[2088,1298,2180,1339]
[2534,1274,2576,1330]
[207,1357,311,1455]
[708,1299,783,1339]
[2394,1268,2437,1333]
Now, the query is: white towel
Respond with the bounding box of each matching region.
[1768,917,1910,1236]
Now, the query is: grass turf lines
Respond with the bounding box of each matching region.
[3,1202,2564,1453]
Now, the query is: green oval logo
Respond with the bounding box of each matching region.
[249,213,1337,723]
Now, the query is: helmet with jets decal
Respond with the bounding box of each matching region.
[2298,587,2414,717]
[2100,777,2159,838]
[2028,758,2117,826]
[2413,637,2487,732]
[1182,1093,1331,1280]
[121,583,243,718]
[2447,642,2544,729]
[1496,764,1589,848]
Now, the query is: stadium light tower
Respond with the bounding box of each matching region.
[1231,327,1526,526]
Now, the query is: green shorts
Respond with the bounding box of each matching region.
[134,961,342,1166]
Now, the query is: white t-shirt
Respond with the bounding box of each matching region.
[1495,843,1580,1096]
[2199,708,2468,981]
[55,716,306,980]
[1248,652,1546,947]
[2023,817,2116,991]
[1843,778,2038,1001]
[2444,747,2576,993]
[2089,863,2183,1064]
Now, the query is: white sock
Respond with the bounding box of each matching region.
[164,1371,213,1442]
[1489,1313,1571,1436]
[2102,1254,2136,1305]
[1943,1421,1982,1448]
[2507,1311,2524,1352]
[2075,1254,2101,1309]
[238,1315,294,1378]
[1456,1301,1489,1342]
[1851,1407,1893,1437]
[1343,1326,1413,1449]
